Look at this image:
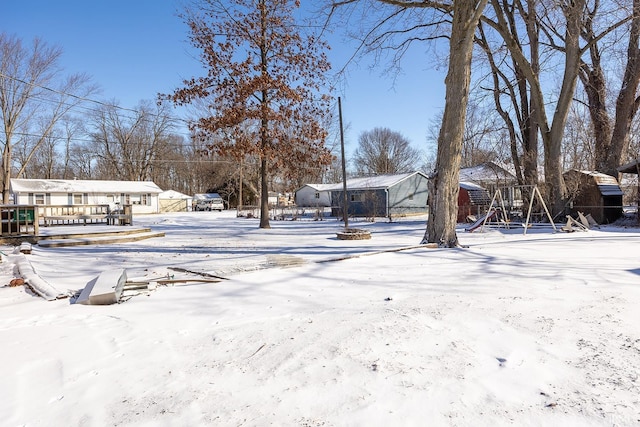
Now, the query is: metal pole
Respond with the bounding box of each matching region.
[238,157,243,216]
[338,97,348,229]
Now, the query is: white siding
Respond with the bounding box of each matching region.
[10,179,162,214]
[295,185,332,207]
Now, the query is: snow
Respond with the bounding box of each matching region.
[10,178,163,194]
[321,172,426,191]
[1,210,640,426]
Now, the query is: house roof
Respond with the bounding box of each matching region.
[193,193,222,200]
[459,162,517,183]
[459,181,486,191]
[159,189,192,199]
[298,183,338,192]
[323,172,428,192]
[460,181,491,205]
[10,179,163,194]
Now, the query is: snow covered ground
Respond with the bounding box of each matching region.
[1,211,639,426]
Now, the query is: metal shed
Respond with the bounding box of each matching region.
[563,170,623,224]
[328,172,429,219]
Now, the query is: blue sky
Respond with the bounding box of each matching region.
[3,0,446,158]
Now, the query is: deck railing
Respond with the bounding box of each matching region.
[0,205,39,237]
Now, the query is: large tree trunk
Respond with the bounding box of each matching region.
[259,156,270,228]
[579,0,640,179]
[424,0,488,247]
[2,143,11,203]
[581,46,612,174]
[606,0,640,177]
[542,0,584,213]
[521,0,540,190]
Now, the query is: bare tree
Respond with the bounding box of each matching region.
[352,127,419,174]
[563,102,596,171]
[0,33,97,202]
[88,101,176,181]
[331,0,489,246]
[163,0,333,229]
[579,0,640,178]
[475,5,541,189]
[67,142,96,179]
[14,120,61,178]
[59,116,85,179]
[481,0,588,214]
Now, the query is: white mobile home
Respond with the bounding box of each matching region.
[10,179,163,214]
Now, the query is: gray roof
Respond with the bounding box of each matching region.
[193,193,222,200]
[323,172,427,192]
[160,189,192,199]
[298,183,339,192]
[459,162,517,183]
[11,179,163,194]
[459,181,486,191]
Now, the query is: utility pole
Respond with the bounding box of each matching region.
[238,157,243,216]
[339,97,348,229]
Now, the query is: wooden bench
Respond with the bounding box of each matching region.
[43,214,108,226]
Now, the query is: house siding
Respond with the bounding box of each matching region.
[331,189,388,217]
[295,185,332,207]
[387,173,429,215]
[329,172,429,218]
[11,179,162,215]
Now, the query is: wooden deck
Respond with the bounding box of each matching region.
[37,227,165,247]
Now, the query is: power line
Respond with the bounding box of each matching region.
[0,71,194,135]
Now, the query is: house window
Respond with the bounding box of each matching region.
[141,194,149,205]
[73,193,84,204]
[130,194,141,205]
[350,193,363,202]
[34,194,45,205]
[314,192,320,199]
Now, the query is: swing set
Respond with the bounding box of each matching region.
[465,185,557,234]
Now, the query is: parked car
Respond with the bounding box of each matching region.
[193,193,224,211]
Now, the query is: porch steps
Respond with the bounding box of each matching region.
[37,228,165,248]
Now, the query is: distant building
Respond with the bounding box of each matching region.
[294,183,335,208]
[460,162,521,209]
[459,161,518,189]
[159,190,192,213]
[10,179,163,214]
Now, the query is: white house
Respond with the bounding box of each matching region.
[10,179,163,214]
[294,183,335,207]
[159,189,192,213]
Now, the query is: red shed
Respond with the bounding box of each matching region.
[458,182,491,223]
